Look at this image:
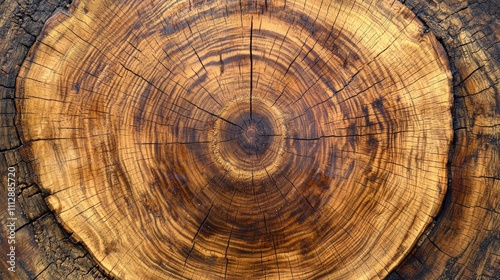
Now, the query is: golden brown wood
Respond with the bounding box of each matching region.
[14,0,453,279]
[388,1,500,279]
[0,0,108,279]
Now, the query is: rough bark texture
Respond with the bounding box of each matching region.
[388,0,500,279]
[0,0,498,279]
[0,0,107,279]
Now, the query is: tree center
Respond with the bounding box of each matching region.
[234,113,272,156]
[245,127,257,140]
[210,97,286,180]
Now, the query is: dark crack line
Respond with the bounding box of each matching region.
[136,140,211,145]
[250,16,254,120]
[283,33,311,78]
[224,204,238,280]
[283,174,316,210]
[265,168,288,204]
[182,98,243,129]
[271,233,281,279]
[191,203,213,242]
[184,243,196,268]
[183,190,220,270]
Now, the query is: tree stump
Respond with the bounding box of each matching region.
[0,0,498,279]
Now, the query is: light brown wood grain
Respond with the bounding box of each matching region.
[389,0,500,278]
[16,0,452,279]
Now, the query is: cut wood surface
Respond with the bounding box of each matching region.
[15,0,452,278]
[0,0,497,279]
[0,0,108,279]
[388,1,500,279]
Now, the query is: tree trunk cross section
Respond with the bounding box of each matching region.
[15,0,452,279]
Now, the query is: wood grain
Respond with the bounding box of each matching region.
[14,0,452,279]
[388,0,500,279]
[0,0,108,279]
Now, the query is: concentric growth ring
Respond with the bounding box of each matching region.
[210,97,286,181]
[17,0,452,279]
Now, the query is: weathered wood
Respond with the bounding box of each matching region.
[388,0,500,279]
[0,0,498,279]
[0,0,107,279]
[15,0,452,279]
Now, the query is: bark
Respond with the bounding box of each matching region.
[0,0,498,279]
[0,1,106,279]
[388,0,500,279]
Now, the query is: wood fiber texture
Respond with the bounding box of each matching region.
[0,0,107,279]
[388,0,500,279]
[15,0,452,278]
[0,0,497,279]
